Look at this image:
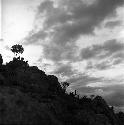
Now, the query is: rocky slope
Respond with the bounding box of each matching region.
[0,58,124,125]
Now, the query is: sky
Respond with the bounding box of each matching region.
[0,0,124,111]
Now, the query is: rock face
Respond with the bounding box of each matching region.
[0,59,124,125]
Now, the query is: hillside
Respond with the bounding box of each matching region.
[0,56,124,125]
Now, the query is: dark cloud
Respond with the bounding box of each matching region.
[88,56,124,70]
[76,86,97,95]
[86,61,93,69]
[81,39,124,60]
[67,74,102,88]
[103,85,124,107]
[43,42,78,62]
[83,40,124,70]
[53,63,75,77]
[112,57,124,65]
[103,40,124,53]
[113,52,124,59]
[25,30,47,45]
[25,0,124,62]
[95,61,112,70]
[106,91,124,107]
[105,20,122,28]
[112,52,124,65]
[38,0,124,36]
[86,60,111,70]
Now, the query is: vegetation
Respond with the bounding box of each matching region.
[0,54,3,65]
[0,44,124,125]
[11,44,24,56]
[61,82,70,92]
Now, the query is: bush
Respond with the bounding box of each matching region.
[6,57,28,70]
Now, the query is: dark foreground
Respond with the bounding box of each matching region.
[0,57,124,125]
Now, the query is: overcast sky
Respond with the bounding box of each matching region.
[0,0,124,111]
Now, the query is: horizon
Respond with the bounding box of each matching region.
[0,0,124,111]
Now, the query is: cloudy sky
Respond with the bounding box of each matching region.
[0,0,124,111]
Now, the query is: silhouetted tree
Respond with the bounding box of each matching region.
[11,44,24,57]
[90,94,95,100]
[0,54,3,65]
[61,82,70,92]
